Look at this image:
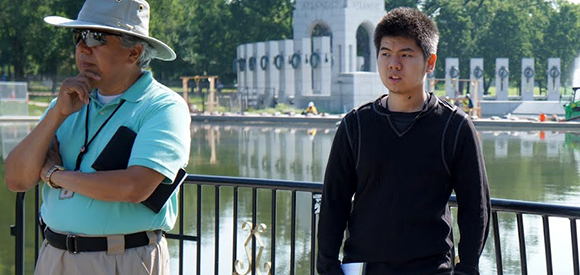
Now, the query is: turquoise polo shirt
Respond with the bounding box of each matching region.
[40,71,191,235]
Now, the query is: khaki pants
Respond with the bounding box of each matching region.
[34,234,170,275]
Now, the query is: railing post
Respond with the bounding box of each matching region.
[14,192,26,275]
[542,216,553,275]
[312,193,322,275]
[34,184,40,265]
[271,190,277,275]
[252,188,257,275]
[571,219,579,275]
[290,191,297,275]
[516,213,527,275]
[179,184,184,275]
[215,186,221,275]
[196,184,202,275]
[492,211,503,275]
[233,187,239,273]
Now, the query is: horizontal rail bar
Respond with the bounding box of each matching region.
[187,175,323,193]
[189,175,580,219]
[164,233,198,242]
[482,198,580,219]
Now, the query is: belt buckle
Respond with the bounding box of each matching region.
[66,234,79,254]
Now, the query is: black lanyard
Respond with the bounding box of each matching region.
[74,99,126,171]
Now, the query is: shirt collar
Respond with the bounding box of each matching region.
[373,92,438,117]
[89,71,153,105]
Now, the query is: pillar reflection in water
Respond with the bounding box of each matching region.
[189,122,336,274]
[1,123,33,160]
[190,123,336,182]
[480,130,579,275]
[4,122,580,275]
[485,131,565,160]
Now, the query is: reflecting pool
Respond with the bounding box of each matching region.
[1,122,579,275]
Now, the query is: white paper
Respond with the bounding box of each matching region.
[340,262,365,275]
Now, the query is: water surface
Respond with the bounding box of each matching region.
[1,122,579,275]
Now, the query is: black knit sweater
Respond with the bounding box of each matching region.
[317,94,490,275]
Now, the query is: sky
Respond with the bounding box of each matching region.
[568,0,580,4]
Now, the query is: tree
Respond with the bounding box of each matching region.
[4,0,580,90]
[0,0,80,83]
[147,0,293,84]
[221,0,293,83]
[0,0,38,80]
[33,0,81,92]
[423,0,573,94]
[536,1,580,87]
[430,0,477,93]
[148,0,193,81]
[384,0,421,9]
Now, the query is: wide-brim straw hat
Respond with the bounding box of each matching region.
[44,0,176,61]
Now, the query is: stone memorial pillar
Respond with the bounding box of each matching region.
[245,44,255,96]
[547,58,561,101]
[425,72,435,94]
[294,38,312,98]
[313,36,332,96]
[521,58,535,101]
[348,43,355,72]
[266,41,280,102]
[445,58,459,99]
[237,45,247,93]
[255,42,270,106]
[279,39,295,101]
[254,43,265,94]
[470,58,484,106]
[496,58,509,100]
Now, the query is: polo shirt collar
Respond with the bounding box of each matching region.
[89,71,153,105]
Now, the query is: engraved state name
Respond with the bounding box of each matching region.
[350,1,382,10]
[298,1,382,11]
[298,1,344,10]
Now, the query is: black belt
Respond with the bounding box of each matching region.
[44,228,157,254]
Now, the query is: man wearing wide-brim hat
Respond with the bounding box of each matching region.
[4,0,190,274]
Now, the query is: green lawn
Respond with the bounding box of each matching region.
[28,104,48,116]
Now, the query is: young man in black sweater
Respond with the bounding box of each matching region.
[317,7,490,275]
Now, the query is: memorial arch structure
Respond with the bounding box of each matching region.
[236,0,386,113]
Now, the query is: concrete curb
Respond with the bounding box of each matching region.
[191,114,580,131]
[0,116,42,123]
[191,113,343,124]
[4,114,580,131]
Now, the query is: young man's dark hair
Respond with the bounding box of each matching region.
[373,7,439,60]
[317,7,490,275]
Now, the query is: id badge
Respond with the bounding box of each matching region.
[59,189,74,200]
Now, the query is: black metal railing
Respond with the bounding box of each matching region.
[11,175,580,275]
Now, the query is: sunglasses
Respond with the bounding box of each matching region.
[72,29,121,47]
